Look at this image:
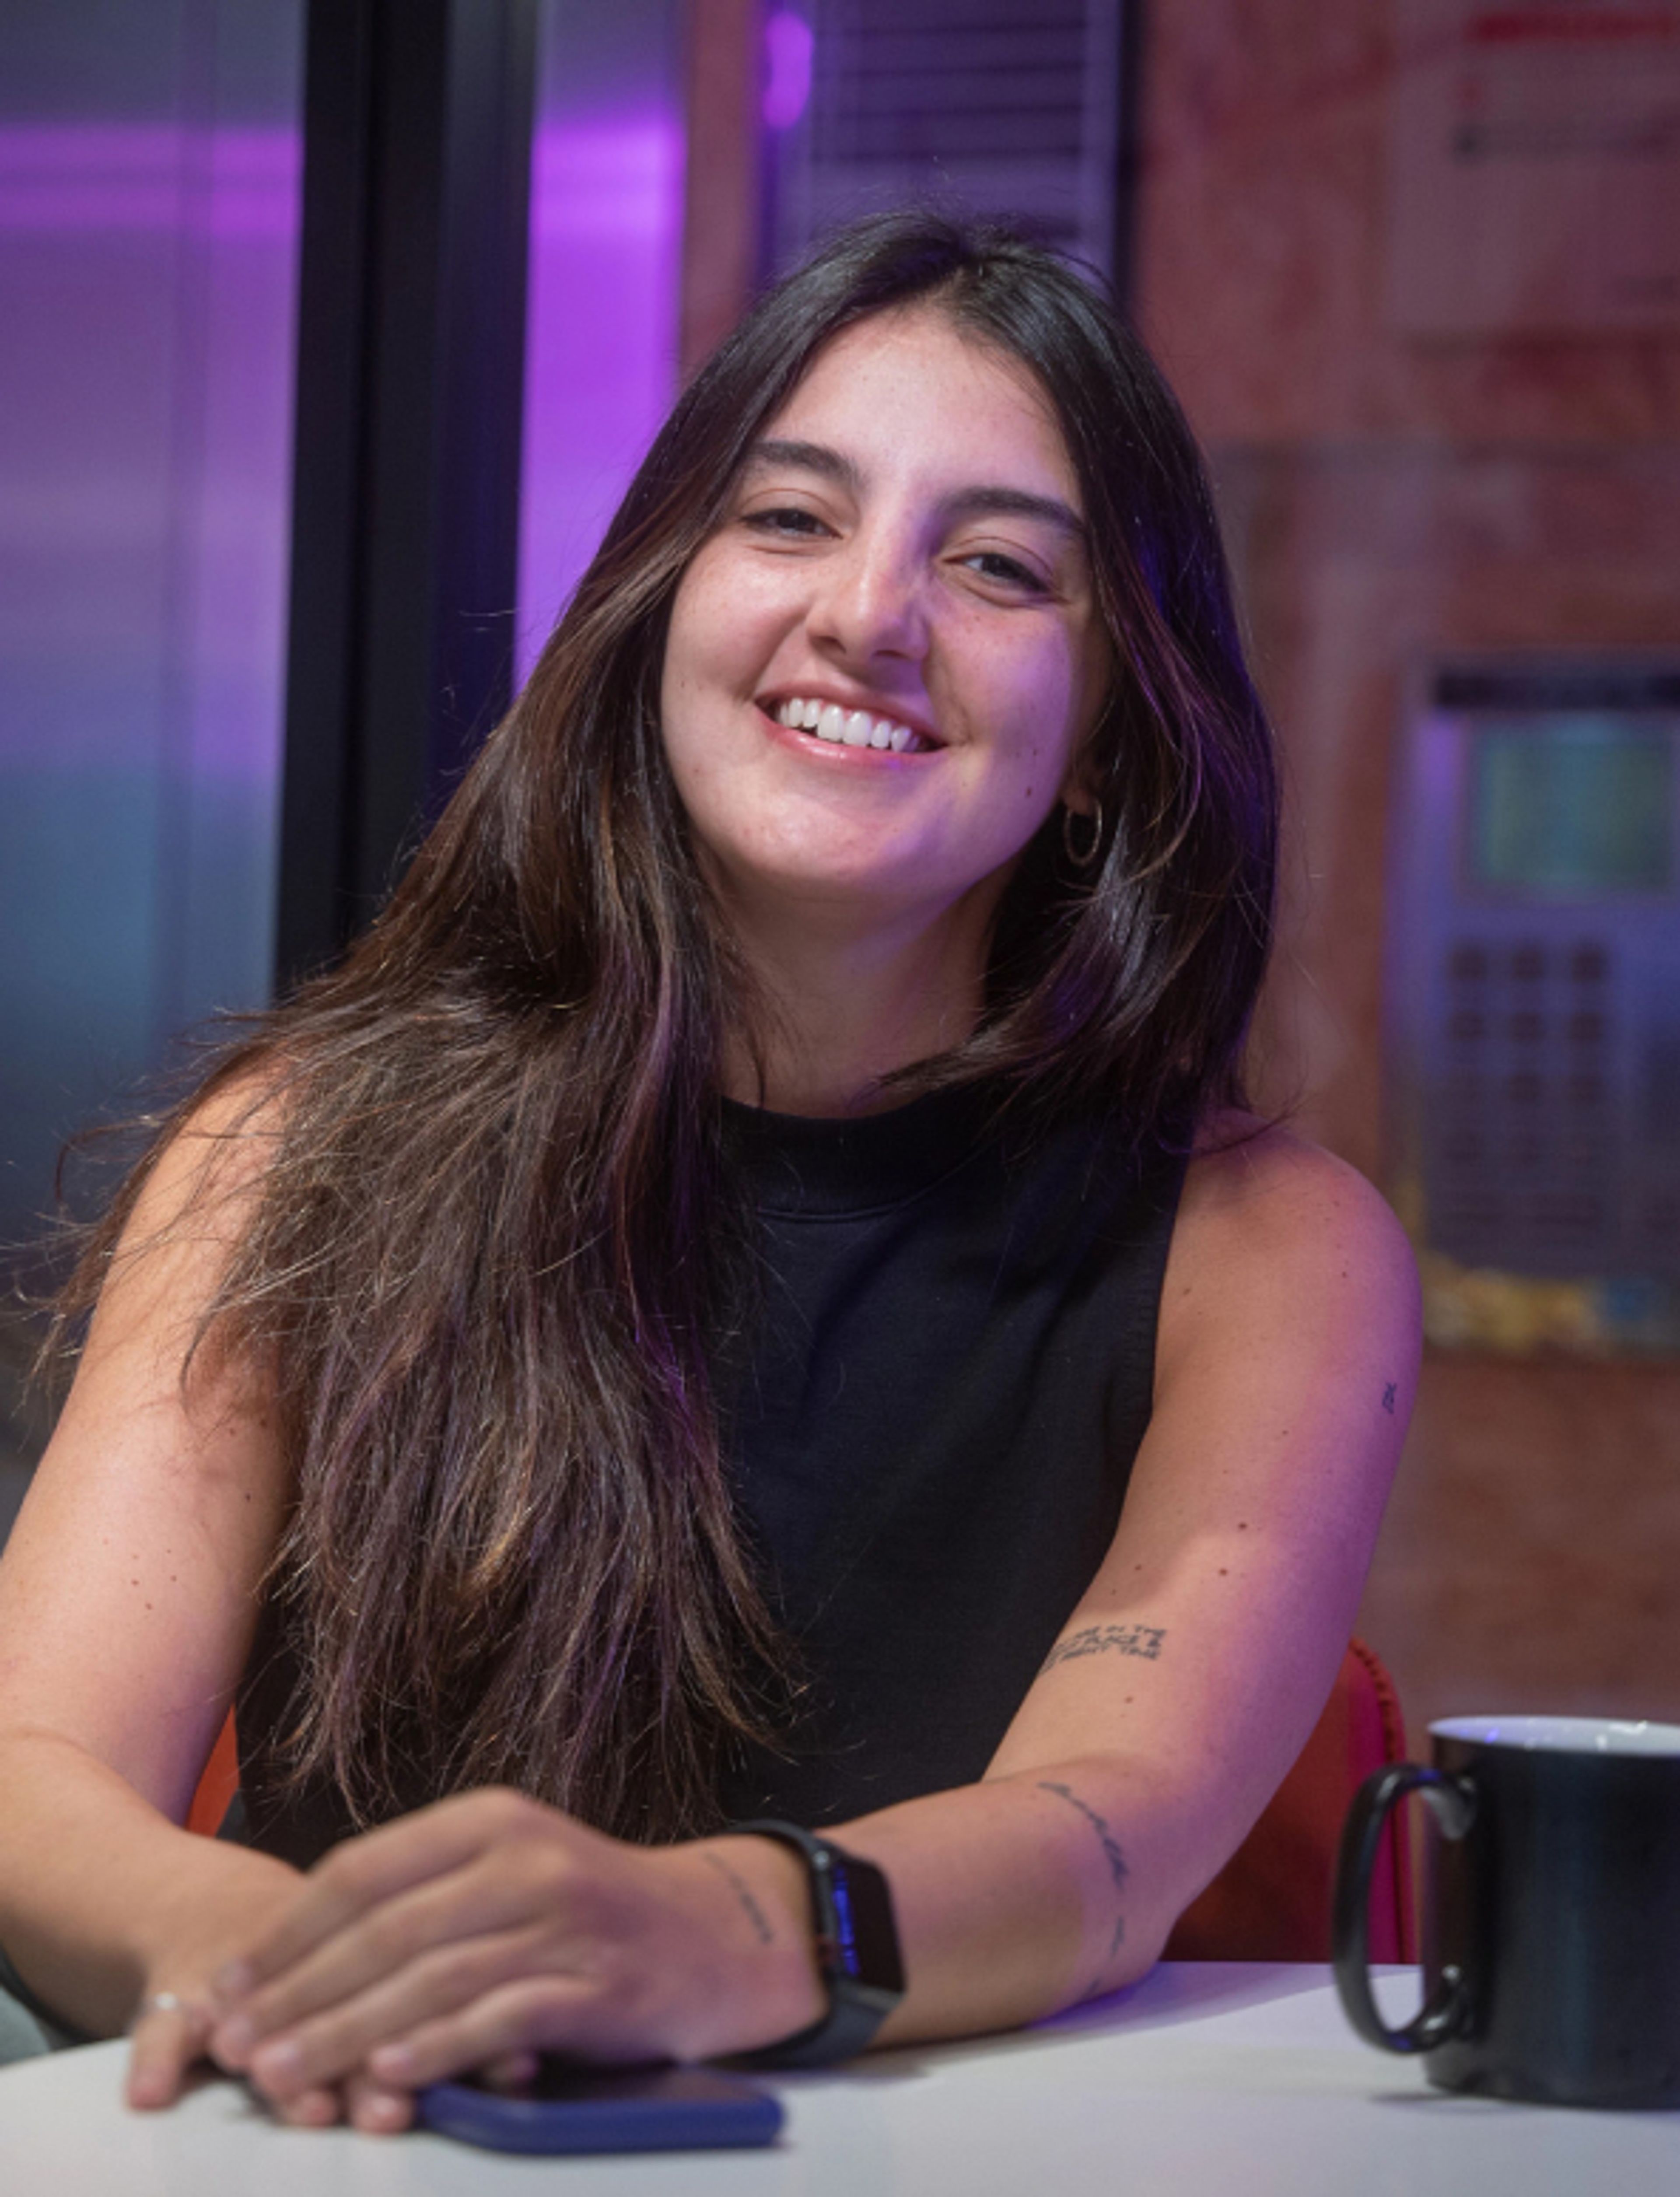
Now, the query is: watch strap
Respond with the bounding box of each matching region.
[727,1819,905,2068]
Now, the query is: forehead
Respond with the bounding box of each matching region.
[757,306,1081,506]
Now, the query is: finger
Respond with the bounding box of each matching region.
[215,1793,530,2001]
[213,1851,549,2062]
[126,2001,207,2111]
[271,2084,343,2128]
[241,1925,543,2101]
[365,1976,609,2091]
[480,2049,541,2092]
[344,2069,415,2135]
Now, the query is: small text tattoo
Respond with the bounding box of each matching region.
[1382,1382,1397,1416]
[1038,1780,1128,1959]
[1038,1623,1166,1676]
[703,1850,775,1946]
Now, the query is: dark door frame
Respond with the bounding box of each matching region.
[275,0,538,992]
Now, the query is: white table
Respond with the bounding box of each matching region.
[2,1964,1675,2195]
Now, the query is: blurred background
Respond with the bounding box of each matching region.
[2,0,1677,1745]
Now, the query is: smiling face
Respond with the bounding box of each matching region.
[658,306,1110,946]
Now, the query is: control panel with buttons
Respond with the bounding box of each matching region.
[1387,660,1680,1352]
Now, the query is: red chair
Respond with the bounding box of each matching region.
[189,1640,1416,1962]
[185,1708,240,1838]
[1165,1637,1414,1961]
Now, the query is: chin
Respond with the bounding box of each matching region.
[728,846,937,912]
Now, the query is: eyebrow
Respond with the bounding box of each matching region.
[743,438,1087,541]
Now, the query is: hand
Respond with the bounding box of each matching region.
[205,1790,821,2115]
[124,1859,415,2134]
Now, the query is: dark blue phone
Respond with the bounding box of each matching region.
[415,2060,784,2155]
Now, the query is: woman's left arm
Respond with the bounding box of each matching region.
[209,1128,1418,2109]
[830,1125,1420,2039]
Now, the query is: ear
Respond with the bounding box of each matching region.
[1059,649,1114,816]
[1057,728,1104,816]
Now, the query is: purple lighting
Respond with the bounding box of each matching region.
[0,124,298,237]
[763,11,815,131]
[0,84,300,1210]
[516,108,684,682]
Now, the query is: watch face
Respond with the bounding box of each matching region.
[831,1855,905,1997]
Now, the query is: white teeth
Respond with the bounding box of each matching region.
[774,698,931,753]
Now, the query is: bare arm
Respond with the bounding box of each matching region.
[0,1099,393,2117]
[832,1126,1421,2039]
[206,1125,1420,2102]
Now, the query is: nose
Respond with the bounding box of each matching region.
[805,522,929,669]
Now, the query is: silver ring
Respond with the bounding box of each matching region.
[127,1988,210,2039]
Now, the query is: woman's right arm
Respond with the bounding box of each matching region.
[0,1097,380,2118]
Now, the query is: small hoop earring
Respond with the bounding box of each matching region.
[1061,800,1102,868]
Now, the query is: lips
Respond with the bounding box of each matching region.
[763,694,937,754]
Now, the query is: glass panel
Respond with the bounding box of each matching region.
[516,0,685,682]
[0,1,302,1253]
[0,1,302,1524]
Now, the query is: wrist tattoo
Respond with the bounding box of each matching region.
[1382,1381,1397,1415]
[1038,1780,1128,1959]
[703,1850,775,1947]
[1038,1622,1165,1675]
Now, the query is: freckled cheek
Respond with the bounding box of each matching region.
[1017,718,1084,815]
[994,678,1077,799]
[697,555,806,657]
[669,554,761,669]
[662,599,777,748]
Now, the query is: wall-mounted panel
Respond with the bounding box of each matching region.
[761,0,1134,284]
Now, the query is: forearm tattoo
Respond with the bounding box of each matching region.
[703,1849,776,1946]
[1038,1622,1166,1676]
[1038,1780,1128,1959]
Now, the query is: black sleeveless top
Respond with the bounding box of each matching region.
[235,1087,1186,1861]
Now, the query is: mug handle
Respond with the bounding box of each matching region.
[1331,1763,1476,2053]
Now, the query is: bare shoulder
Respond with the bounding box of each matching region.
[0,1068,294,1807]
[1175,1111,1413,1263]
[1158,1113,1421,1387]
[127,1064,289,1235]
[86,1064,288,1304]
[46,1063,295,1437]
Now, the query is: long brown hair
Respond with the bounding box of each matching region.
[56,215,1277,1841]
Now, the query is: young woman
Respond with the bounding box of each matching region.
[0,215,1418,2130]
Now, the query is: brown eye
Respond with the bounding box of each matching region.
[962,550,1047,592]
[743,506,829,538]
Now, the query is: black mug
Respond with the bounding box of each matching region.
[1333,1714,1680,2109]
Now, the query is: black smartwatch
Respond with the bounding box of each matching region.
[728,1819,906,2067]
